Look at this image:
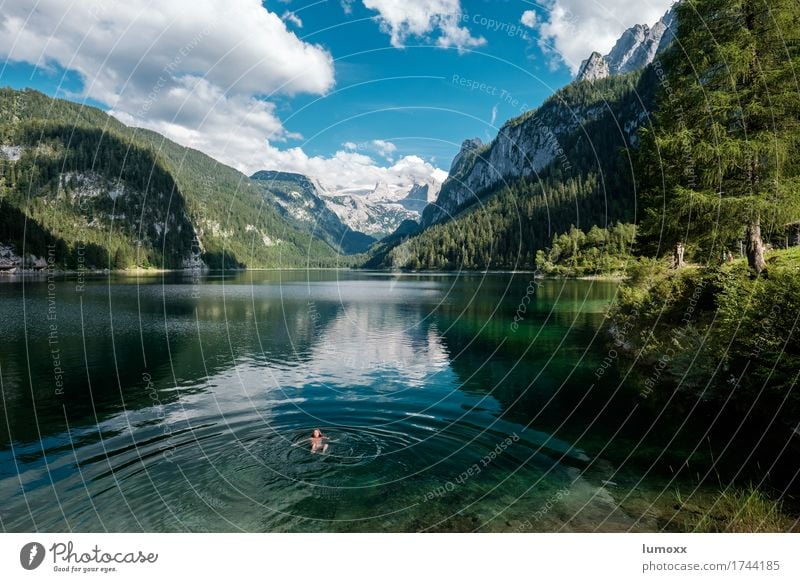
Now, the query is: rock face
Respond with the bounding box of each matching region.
[419,6,677,229]
[322,191,419,239]
[397,182,439,214]
[576,52,610,82]
[251,169,444,248]
[449,138,483,173]
[421,103,580,226]
[250,170,375,254]
[576,5,677,82]
[300,176,442,239]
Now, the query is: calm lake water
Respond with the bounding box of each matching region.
[0,271,787,532]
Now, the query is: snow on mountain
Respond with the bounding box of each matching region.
[321,178,442,237]
[253,170,445,240]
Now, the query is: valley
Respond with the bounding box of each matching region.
[1,0,799,535]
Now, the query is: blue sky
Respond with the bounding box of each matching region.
[0,0,673,190]
[273,0,571,164]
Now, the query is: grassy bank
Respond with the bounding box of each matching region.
[673,485,797,533]
[610,248,799,426]
[606,248,800,531]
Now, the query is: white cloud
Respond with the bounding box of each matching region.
[261,143,447,192]
[0,0,448,193]
[343,142,358,151]
[282,11,303,28]
[372,139,397,160]
[363,0,485,51]
[531,0,675,73]
[490,104,498,126]
[520,10,538,29]
[0,0,335,173]
[110,76,293,170]
[0,0,334,99]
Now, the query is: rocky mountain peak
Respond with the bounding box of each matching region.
[655,7,677,53]
[576,52,610,82]
[576,4,678,83]
[449,137,483,174]
[460,137,483,151]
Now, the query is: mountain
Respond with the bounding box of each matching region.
[576,5,677,82]
[377,69,657,270]
[250,168,442,245]
[0,88,341,269]
[304,177,442,239]
[417,6,677,232]
[250,170,375,254]
[322,191,416,238]
[420,73,649,228]
[397,180,441,213]
[370,5,680,269]
[575,52,611,83]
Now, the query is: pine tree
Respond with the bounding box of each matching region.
[638,0,800,273]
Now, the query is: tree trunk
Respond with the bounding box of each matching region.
[672,242,685,269]
[746,219,767,274]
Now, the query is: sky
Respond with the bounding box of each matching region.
[0,0,674,191]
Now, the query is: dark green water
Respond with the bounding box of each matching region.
[0,271,780,532]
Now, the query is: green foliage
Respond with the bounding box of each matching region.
[132,128,341,267]
[382,160,642,269]
[381,68,657,271]
[678,485,794,533]
[382,174,616,270]
[0,88,341,269]
[509,68,645,130]
[606,0,800,435]
[380,166,638,271]
[536,223,636,276]
[610,248,800,426]
[1,122,196,268]
[714,261,800,401]
[637,0,800,264]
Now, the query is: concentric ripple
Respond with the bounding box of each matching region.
[0,273,723,532]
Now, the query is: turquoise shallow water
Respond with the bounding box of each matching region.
[0,271,780,532]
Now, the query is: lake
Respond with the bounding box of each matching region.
[0,271,776,532]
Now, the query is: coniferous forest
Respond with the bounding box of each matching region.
[0,88,343,270]
[366,0,800,508]
[1,0,800,539]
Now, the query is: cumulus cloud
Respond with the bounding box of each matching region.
[0,0,448,191]
[0,0,334,99]
[109,76,294,171]
[520,10,538,29]
[530,0,675,73]
[372,139,397,160]
[282,11,303,28]
[0,0,335,171]
[261,143,447,191]
[363,0,485,51]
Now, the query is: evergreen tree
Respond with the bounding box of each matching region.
[638,0,800,273]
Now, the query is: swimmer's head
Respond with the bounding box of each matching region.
[312,429,322,438]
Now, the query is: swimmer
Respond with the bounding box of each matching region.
[310,428,329,454]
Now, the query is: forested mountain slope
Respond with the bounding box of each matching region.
[371,69,657,270]
[0,88,340,269]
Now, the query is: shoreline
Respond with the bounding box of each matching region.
[1,266,629,280]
